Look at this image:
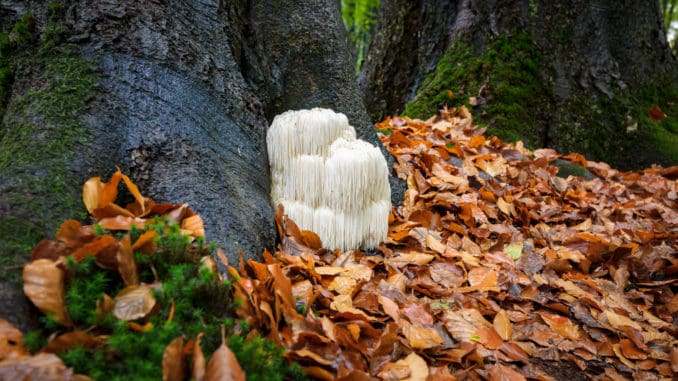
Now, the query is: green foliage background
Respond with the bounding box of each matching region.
[341,0,379,72]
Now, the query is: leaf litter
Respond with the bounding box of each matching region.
[232,106,676,379]
[0,107,676,379]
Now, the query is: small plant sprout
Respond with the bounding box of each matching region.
[267,108,391,251]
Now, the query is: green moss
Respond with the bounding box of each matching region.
[403,33,550,148]
[0,8,97,285]
[0,216,44,284]
[554,160,588,178]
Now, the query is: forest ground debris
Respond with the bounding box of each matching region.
[1,105,676,380]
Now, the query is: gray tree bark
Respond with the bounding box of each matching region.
[0,0,404,331]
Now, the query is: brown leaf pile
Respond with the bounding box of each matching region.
[231,107,677,380]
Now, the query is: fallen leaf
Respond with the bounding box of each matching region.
[401,320,443,349]
[0,353,78,381]
[488,363,526,381]
[536,312,580,340]
[112,285,156,321]
[43,332,104,354]
[23,259,71,326]
[193,333,206,381]
[0,319,26,360]
[163,336,185,381]
[493,310,513,341]
[205,338,246,381]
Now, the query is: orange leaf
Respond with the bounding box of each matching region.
[193,333,206,381]
[100,170,123,208]
[132,230,157,254]
[0,318,26,361]
[97,216,146,231]
[163,336,185,381]
[300,230,322,250]
[117,235,138,287]
[493,309,513,341]
[401,320,443,350]
[182,215,205,238]
[128,321,153,332]
[536,312,579,340]
[468,135,486,148]
[22,259,71,326]
[30,240,68,261]
[467,267,498,287]
[476,327,503,350]
[82,176,104,214]
[488,364,526,381]
[121,172,146,216]
[72,235,117,262]
[43,332,104,354]
[205,339,245,381]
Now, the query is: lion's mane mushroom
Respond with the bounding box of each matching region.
[267,108,391,250]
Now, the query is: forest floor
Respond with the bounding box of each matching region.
[0,107,676,380]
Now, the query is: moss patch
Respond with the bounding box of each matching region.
[403,33,550,148]
[0,8,97,285]
[403,31,678,168]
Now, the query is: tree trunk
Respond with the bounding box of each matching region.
[361,0,678,169]
[0,0,404,332]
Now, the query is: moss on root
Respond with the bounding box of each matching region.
[403,33,550,148]
[0,7,97,285]
[403,32,678,168]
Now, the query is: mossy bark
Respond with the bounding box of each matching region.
[362,0,678,169]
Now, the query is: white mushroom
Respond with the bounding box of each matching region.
[267,108,391,251]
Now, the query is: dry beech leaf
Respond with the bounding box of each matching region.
[193,333,206,381]
[82,176,105,214]
[72,235,117,262]
[43,332,104,354]
[97,216,146,231]
[300,230,322,250]
[163,336,185,381]
[476,327,503,350]
[132,230,158,254]
[182,215,205,238]
[95,293,114,321]
[394,352,429,381]
[0,353,77,381]
[493,310,513,341]
[112,285,156,321]
[0,318,26,360]
[467,267,498,287]
[401,320,443,350]
[488,364,526,381]
[117,235,139,286]
[23,259,71,326]
[205,340,245,381]
[536,312,580,340]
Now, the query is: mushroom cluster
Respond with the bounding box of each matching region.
[267,108,391,250]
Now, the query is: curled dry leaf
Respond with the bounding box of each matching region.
[182,215,205,238]
[112,285,157,321]
[163,336,185,381]
[23,259,71,326]
[116,234,139,287]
